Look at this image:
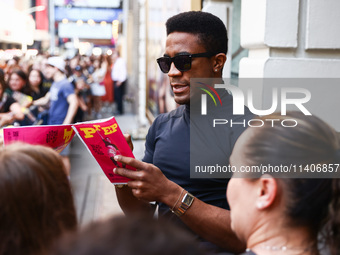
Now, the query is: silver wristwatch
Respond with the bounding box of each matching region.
[171,192,195,217]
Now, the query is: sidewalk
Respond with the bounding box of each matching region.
[69,113,146,226]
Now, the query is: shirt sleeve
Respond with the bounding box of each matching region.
[62,81,75,99]
[142,117,159,164]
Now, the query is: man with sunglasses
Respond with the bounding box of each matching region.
[114,11,252,254]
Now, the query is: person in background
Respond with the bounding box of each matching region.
[29,54,46,71]
[73,77,90,123]
[40,55,54,90]
[34,56,78,177]
[227,112,340,255]
[0,143,77,255]
[7,69,32,108]
[28,69,50,125]
[28,69,49,101]
[50,215,207,255]
[111,50,127,115]
[88,55,107,119]
[4,56,20,82]
[84,55,95,76]
[101,54,114,109]
[0,71,24,128]
[71,65,87,82]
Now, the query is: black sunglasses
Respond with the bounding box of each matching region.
[156,52,217,73]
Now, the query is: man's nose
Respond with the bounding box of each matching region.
[167,62,182,77]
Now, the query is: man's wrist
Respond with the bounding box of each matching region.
[170,191,195,217]
[170,188,185,212]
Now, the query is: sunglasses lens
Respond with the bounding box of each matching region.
[174,55,191,71]
[157,55,192,73]
[157,58,171,73]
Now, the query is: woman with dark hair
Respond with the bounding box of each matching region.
[28,68,49,100]
[27,69,50,125]
[7,69,31,95]
[0,143,78,255]
[0,72,24,127]
[227,112,340,255]
[7,69,32,108]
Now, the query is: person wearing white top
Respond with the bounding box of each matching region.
[111,51,127,115]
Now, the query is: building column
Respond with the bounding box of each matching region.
[240,0,340,78]
[239,0,340,130]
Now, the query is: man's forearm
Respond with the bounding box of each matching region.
[160,186,245,253]
[115,186,155,216]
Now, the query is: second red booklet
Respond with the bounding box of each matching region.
[72,117,135,184]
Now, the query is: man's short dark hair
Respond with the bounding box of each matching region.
[166,11,228,54]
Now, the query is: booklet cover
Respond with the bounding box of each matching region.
[3,117,135,184]
[3,124,75,153]
[72,117,135,184]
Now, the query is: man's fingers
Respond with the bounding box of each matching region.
[114,155,147,170]
[127,180,143,189]
[114,167,143,179]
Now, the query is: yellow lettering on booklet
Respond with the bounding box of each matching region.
[93,125,102,131]
[102,124,118,135]
[79,128,97,138]
[64,128,74,143]
[79,124,118,138]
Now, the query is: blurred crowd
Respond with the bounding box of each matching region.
[0,51,125,129]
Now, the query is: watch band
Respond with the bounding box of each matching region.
[171,192,195,217]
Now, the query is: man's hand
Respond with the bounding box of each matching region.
[113,155,181,205]
[113,156,245,252]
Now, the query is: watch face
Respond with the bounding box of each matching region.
[182,193,194,206]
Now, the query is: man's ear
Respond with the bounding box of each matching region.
[213,53,227,72]
[255,174,278,210]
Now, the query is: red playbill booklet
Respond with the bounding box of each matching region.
[72,117,135,184]
[3,124,75,153]
[3,117,135,184]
